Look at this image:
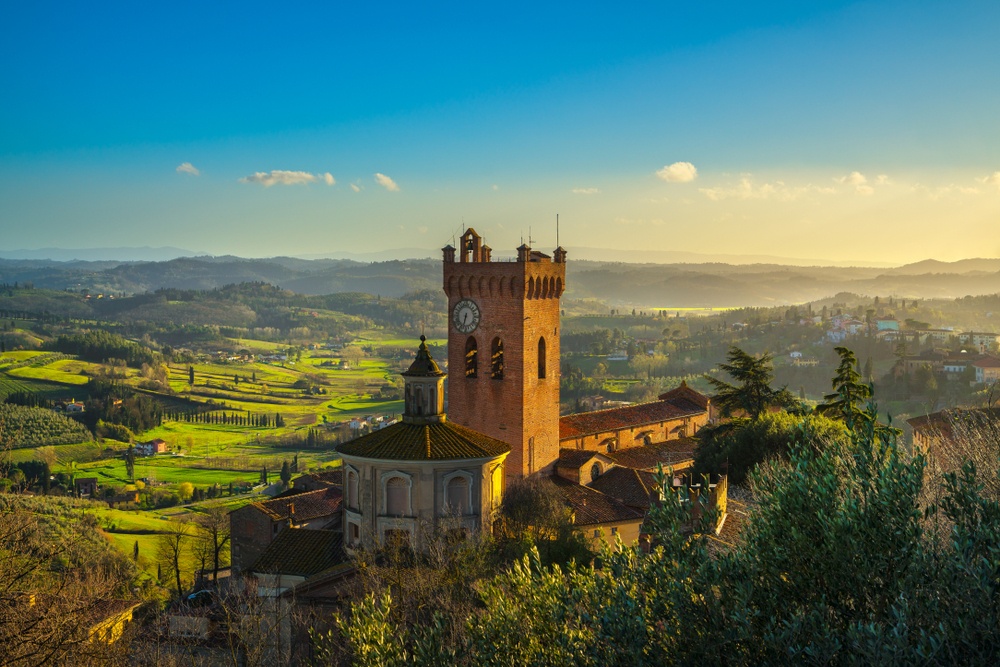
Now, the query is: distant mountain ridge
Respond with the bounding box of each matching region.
[1,254,998,307]
[882,258,1000,275]
[0,246,205,262]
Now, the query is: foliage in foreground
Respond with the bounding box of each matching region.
[323,408,1000,665]
[0,495,142,666]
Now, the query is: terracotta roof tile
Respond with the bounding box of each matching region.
[250,529,345,577]
[547,476,644,526]
[252,487,342,522]
[709,499,750,552]
[657,382,710,410]
[588,467,661,510]
[559,394,707,440]
[557,448,607,469]
[337,420,509,461]
[604,438,698,470]
[908,407,1000,442]
[294,469,343,488]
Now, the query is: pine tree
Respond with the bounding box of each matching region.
[125,444,136,482]
[705,346,793,420]
[817,347,872,426]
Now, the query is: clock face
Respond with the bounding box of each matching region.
[452,299,481,334]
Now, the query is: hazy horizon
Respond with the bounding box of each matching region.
[3,1,999,264]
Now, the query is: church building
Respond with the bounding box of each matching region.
[336,335,510,552]
[235,227,726,568]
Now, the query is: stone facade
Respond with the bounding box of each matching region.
[443,228,566,480]
[341,455,506,552]
[338,336,510,552]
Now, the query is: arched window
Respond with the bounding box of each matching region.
[410,385,424,415]
[386,477,408,516]
[465,337,478,378]
[347,470,359,510]
[537,337,546,379]
[446,476,469,515]
[491,337,504,379]
[590,462,602,482]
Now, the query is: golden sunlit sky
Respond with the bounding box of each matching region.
[2,1,998,264]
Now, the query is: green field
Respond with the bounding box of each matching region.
[0,350,47,365]
[8,359,94,385]
[5,440,104,464]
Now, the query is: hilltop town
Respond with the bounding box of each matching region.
[3,233,1000,664]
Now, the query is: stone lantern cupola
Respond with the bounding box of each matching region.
[402,336,446,425]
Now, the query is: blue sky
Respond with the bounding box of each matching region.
[2,1,999,263]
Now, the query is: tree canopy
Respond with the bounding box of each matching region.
[704,346,793,420]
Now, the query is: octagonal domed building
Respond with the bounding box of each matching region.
[337,336,510,552]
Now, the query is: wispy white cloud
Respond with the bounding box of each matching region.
[350,183,361,193]
[239,170,319,187]
[417,226,428,234]
[835,171,879,195]
[176,162,200,176]
[656,161,698,183]
[375,172,400,191]
[699,177,834,201]
[572,187,599,195]
[492,184,499,191]
[978,171,1000,188]
[322,172,335,186]
[918,183,984,200]
[836,171,868,186]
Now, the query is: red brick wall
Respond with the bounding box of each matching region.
[560,412,708,452]
[444,251,565,481]
[230,505,278,573]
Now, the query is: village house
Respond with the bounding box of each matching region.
[75,477,99,497]
[136,438,168,457]
[960,331,1000,353]
[229,486,342,573]
[86,600,143,645]
[973,356,1000,384]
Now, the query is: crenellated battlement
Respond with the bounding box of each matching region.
[442,228,566,301]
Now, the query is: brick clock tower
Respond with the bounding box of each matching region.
[443,228,566,481]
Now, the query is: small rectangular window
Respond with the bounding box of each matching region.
[611,527,618,535]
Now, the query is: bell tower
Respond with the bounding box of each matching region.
[443,228,566,481]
